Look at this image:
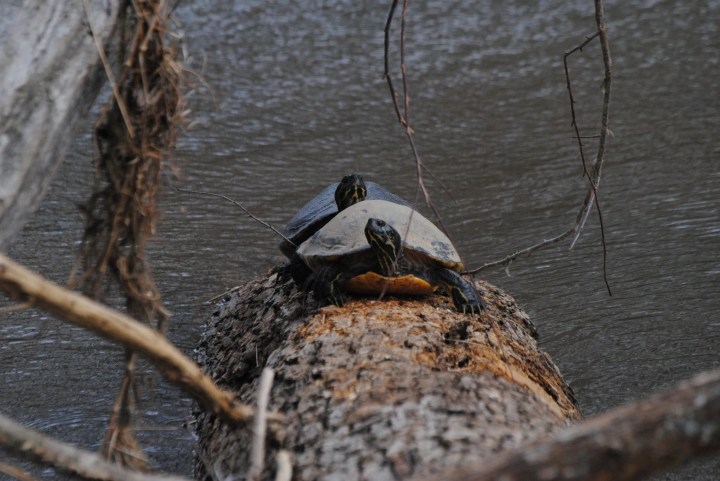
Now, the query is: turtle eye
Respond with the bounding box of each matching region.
[376,219,386,227]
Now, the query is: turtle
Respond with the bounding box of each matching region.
[278,174,411,285]
[296,199,484,314]
[278,173,411,258]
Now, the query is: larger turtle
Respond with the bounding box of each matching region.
[279,174,411,285]
[296,199,484,314]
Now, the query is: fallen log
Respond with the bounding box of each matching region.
[0,1,122,248]
[194,274,580,480]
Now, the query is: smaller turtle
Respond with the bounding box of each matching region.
[297,200,484,314]
[279,174,411,285]
[279,174,411,258]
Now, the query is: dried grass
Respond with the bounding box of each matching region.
[72,0,187,470]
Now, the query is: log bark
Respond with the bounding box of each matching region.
[194,274,580,481]
[0,0,122,248]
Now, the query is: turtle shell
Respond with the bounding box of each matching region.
[297,200,463,277]
[279,182,411,258]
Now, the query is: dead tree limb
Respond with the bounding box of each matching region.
[0,412,190,481]
[418,368,720,481]
[0,1,123,248]
[0,253,276,427]
[465,0,613,280]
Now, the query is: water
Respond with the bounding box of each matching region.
[2,0,719,478]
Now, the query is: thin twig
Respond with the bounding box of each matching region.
[81,0,135,138]
[0,413,190,481]
[466,2,613,296]
[274,450,293,481]
[566,6,611,295]
[587,0,613,296]
[0,301,32,314]
[205,286,242,304]
[175,187,295,247]
[0,462,39,481]
[384,0,403,124]
[464,224,576,275]
[384,0,455,238]
[563,32,599,184]
[248,368,275,481]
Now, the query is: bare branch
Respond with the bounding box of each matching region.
[383,0,403,125]
[464,224,577,275]
[82,0,135,138]
[274,450,293,481]
[0,412,190,481]
[0,253,281,427]
[0,463,39,481]
[567,0,613,296]
[248,368,275,481]
[384,0,455,239]
[414,368,720,481]
[175,187,295,247]
[572,0,613,247]
[563,31,599,183]
[466,1,613,290]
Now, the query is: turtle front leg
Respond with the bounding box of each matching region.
[437,269,485,314]
[276,253,313,287]
[313,265,351,307]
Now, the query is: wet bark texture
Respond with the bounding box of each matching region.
[0,1,122,248]
[194,274,580,481]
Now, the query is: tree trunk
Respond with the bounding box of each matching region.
[0,0,122,248]
[194,274,580,481]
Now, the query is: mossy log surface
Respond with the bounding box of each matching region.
[194,274,580,481]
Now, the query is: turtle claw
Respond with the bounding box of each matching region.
[461,301,484,315]
[450,285,485,315]
[326,293,347,307]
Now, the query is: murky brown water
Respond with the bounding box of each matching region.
[2,1,719,479]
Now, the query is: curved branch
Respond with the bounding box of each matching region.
[0,253,280,427]
[466,0,613,286]
[0,413,190,481]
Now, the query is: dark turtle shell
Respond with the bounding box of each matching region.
[296,200,463,295]
[279,181,411,258]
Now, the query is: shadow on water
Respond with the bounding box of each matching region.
[2,1,718,479]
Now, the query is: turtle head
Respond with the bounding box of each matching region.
[335,174,367,211]
[365,218,402,276]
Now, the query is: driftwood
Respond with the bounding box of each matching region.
[194,274,579,480]
[0,1,122,248]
